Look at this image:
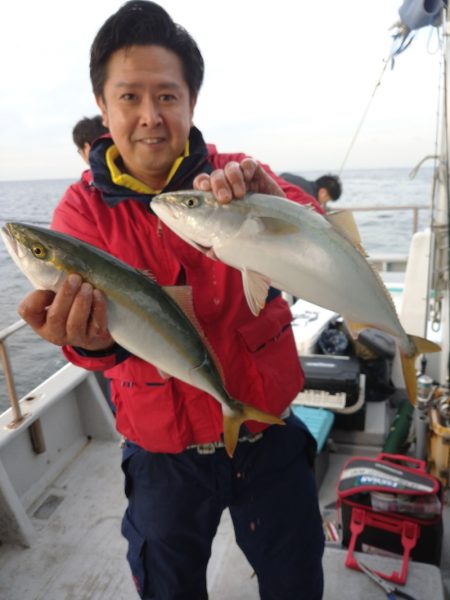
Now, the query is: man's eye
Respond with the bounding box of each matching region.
[121,93,136,101]
[159,94,176,103]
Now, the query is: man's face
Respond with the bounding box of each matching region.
[96,45,196,190]
[318,188,332,206]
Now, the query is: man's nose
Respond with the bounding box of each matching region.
[140,97,162,127]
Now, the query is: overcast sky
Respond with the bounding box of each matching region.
[0,0,443,181]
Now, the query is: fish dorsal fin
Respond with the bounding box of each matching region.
[163,285,225,381]
[138,268,157,280]
[241,269,271,316]
[239,216,299,237]
[326,210,364,249]
[328,211,401,319]
[163,285,197,321]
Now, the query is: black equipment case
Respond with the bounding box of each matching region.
[301,355,361,407]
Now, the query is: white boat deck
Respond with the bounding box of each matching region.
[0,434,446,599]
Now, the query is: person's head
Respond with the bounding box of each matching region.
[315,174,342,206]
[90,1,205,189]
[72,115,109,164]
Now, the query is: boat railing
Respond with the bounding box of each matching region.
[0,318,47,452]
[0,319,28,426]
[348,203,428,236]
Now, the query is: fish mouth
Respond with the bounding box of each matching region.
[1,224,17,252]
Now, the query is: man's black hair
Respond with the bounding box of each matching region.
[72,115,109,149]
[90,1,204,100]
[315,174,342,201]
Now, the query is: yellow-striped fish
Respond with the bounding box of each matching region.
[1,222,284,457]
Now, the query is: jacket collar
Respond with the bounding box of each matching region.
[89,127,211,207]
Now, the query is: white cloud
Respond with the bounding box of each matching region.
[0,0,442,180]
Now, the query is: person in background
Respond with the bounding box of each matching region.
[280,172,342,210]
[17,2,324,599]
[72,115,109,164]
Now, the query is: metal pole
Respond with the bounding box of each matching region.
[0,338,24,426]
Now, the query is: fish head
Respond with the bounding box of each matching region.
[151,190,249,257]
[1,222,72,291]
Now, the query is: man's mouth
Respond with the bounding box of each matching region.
[138,137,166,145]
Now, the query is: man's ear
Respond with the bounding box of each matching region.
[189,94,197,126]
[96,95,108,128]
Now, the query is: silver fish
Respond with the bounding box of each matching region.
[151,190,440,404]
[1,222,284,457]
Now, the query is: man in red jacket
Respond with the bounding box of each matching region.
[18,2,324,598]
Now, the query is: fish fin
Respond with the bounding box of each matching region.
[157,368,171,379]
[163,285,196,320]
[223,405,285,458]
[163,284,226,382]
[326,210,364,250]
[258,216,300,235]
[400,335,440,405]
[400,353,419,405]
[223,414,243,458]
[409,335,441,355]
[242,269,271,316]
[239,216,299,237]
[344,319,368,340]
[138,268,158,281]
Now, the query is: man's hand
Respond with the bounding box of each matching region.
[18,273,114,351]
[193,157,285,203]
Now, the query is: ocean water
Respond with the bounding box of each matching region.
[0,168,434,411]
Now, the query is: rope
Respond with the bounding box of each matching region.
[338,51,391,176]
[339,21,442,177]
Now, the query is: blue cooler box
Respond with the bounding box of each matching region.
[292,405,335,489]
[292,405,335,453]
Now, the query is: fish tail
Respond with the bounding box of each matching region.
[223,405,285,458]
[400,334,441,404]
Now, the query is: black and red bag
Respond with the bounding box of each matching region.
[336,453,443,584]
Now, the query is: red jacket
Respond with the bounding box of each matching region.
[53,131,322,452]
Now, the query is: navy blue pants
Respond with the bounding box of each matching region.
[121,413,324,600]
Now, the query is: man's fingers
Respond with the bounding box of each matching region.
[239,157,258,183]
[66,282,96,343]
[18,290,56,328]
[87,289,114,345]
[209,169,233,203]
[196,158,284,203]
[193,173,212,191]
[45,275,83,341]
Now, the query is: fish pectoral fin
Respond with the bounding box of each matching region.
[238,216,299,238]
[242,269,271,316]
[258,216,300,235]
[223,405,285,458]
[157,368,171,379]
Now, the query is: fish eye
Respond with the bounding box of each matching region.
[184,196,199,208]
[31,243,47,259]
